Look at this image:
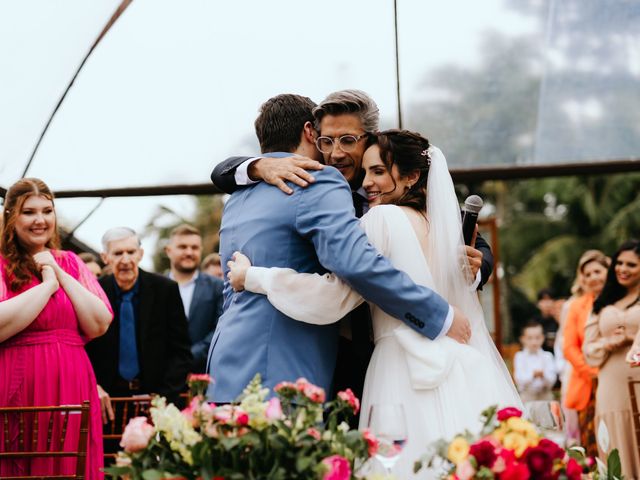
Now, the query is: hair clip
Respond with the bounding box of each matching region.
[420,149,429,157]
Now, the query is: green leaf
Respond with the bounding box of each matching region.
[141,470,164,480]
[607,449,622,480]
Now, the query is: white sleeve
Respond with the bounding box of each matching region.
[543,352,558,386]
[242,207,398,325]
[234,158,261,185]
[244,267,364,325]
[513,352,533,389]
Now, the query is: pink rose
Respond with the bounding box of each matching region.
[337,388,360,414]
[265,397,284,421]
[501,461,530,480]
[566,457,583,480]
[120,417,154,452]
[456,459,476,480]
[362,428,379,456]
[213,404,234,423]
[295,377,311,391]
[322,455,351,480]
[234,409,249,426]
[307,427,321,440]
[302,384,326,403]
[497,407,523,422]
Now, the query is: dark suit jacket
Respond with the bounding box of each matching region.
[211,155,495,287]
[85,270,193,401]
[186,272,224,373]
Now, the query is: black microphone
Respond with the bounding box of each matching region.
[461,195,483,246]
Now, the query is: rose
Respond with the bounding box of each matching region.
[265,397,284,421]
[337,388,360,414]
[492,448,516,474]
[497,407,523,421]
[120,416,154,453]
[302,384,326,403]
[447,436,470,465]
[536,438,565,461]
[235,409,249,426]
[503,432,529,457]
[565,457,583,480]
[523,445,553,478]
[307,427,321,440]
[456,459,476,480]
[362,428,379,456]
[501,461,530,480]
[469,440,497,468]
[322,454,351,480]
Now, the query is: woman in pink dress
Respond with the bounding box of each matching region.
[0,178,113,478]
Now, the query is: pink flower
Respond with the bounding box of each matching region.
[322,455,351,480]
[493,448,516,474]
[497,407,523,422]
[265,397,284,421]
[120,417,154,453]
[307,427,321,440]
[234,409,249,426]
[213,405,234,423]
[274,381,298,396]
[501,461,530,480]
[456,459,476,480]
[362,429,379,456]
[187,373,213,383]
[181,397,201,426]
[337,388,360,414]
[295,377,311,391]
[566,457,583,480]
[302,384,326,403]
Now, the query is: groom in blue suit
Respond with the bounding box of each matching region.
[206,94,470,402]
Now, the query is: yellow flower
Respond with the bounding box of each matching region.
[506,417,532,433]
[502,432,528,457]
[447,436,470,464]
[492,424,507,443]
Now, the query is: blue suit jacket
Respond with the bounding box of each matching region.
[187,272,224,373]
[206,159,450,402]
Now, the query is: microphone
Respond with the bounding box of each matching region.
[461,195,483,246]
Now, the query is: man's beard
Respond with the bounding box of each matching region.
[175,262,198,274]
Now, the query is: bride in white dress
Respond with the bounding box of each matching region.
[228,130,522,478]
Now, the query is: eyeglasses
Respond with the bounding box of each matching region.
[315,133,368,154]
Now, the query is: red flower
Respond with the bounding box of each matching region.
[302,384,326,403]
[523,446,554,479]
[307,427,321,440]
[187,373,213,384]
[497,407,523,421]
[337,388,360,414]
[501,461,530,480]
[469,440,497,468]
[536,439,565,461]
[566,458,583,480]
[235,410,249,426]
[362,428,379,456]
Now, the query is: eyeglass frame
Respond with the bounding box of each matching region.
[314,133,369,154]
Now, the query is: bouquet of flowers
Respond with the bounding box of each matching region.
[105,374,378,480]
[413,406,600,480]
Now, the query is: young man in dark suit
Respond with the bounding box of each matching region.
[165,224,224,373]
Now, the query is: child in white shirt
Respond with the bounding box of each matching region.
[514,321,557,402]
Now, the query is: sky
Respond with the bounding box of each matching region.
[0,0,541,269]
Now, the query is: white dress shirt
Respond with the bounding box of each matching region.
[514,348,557,401]
[170,271,199,318]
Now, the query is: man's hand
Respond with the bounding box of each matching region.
[97,384,114,424]
[447,306,472,344]
[248,156,324,195]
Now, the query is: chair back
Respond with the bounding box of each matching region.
[629,378,640,457]
[0,401,90,479]
[103,396,152,465]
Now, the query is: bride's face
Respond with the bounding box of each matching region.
[362,145,407,207]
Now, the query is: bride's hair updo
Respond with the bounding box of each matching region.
[373,129,431,212]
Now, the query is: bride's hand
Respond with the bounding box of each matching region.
[227,251,252,292]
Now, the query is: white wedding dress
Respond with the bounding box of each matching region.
[243,147,522,478]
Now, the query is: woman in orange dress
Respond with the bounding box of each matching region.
[563,250,609,457]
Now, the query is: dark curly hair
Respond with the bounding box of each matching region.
[1,178,60,291]
[593,239,640,314]
[368,129,431,213]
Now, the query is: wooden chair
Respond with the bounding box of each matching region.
[628,378,640,458]
[102,396,152,465]
[0,401,91,480]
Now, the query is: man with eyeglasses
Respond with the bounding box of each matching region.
[211,89,492,406]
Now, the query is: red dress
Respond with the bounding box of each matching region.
[0,250,112,479]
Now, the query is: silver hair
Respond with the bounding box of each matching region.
[312,89,380,133]
[101,226,140,252]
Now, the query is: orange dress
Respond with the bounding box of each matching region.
[563,293,598,410]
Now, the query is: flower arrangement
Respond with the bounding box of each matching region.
[413,406,600,480]
[105,374,377,480]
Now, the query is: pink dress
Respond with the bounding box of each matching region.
[0,250,113,479]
